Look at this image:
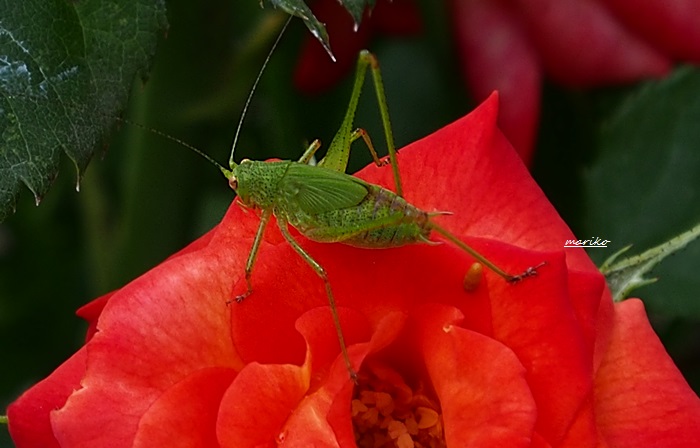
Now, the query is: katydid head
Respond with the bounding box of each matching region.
[228,159,288,210]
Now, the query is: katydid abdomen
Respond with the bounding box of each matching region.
[289,183,432,248]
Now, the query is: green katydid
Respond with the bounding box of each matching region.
[179,49,543,380]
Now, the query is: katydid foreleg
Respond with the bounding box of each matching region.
[235,208,273,303]
[348,128,392,168]
[297,139,322,165]
[297,133,387,168]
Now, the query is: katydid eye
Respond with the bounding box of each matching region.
[229,176,238,190]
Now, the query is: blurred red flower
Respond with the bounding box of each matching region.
[294,0,422,94]
[8,94,700,447]
[450,0,700,164]
[295,0,700,164]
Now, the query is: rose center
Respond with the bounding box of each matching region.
[351,361,445,448]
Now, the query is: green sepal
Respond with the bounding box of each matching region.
[601,222,700,302]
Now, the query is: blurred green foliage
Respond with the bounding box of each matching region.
[1,1,699,445]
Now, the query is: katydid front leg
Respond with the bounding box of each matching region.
[235,208,273,303]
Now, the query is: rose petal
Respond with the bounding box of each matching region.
[595,299,700,446]
[418,304,537,446]
[295,307,374,377]
[230,222,496,365]
[7,348,87,448]
[284,311,407,447]
[485,249,597,445]
[133,367,236,447]
[50,207,251,447]
[219,308,406,447]
[566,269,611,361]
[76,292,113,342]
[217,363,308,447]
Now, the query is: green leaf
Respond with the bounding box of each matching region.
[261,0,376,61]
[263,0,334,60]
[0,0,168,222]
[339,0,376,25]
[581,66,700,317]
[601,223,700,302]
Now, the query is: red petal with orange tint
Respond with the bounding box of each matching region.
[7,348,87,448]
[418,304,537,446]
[217,363,308,447]
[595,299,700,446]
[486,250,597,445]
[281,310,407,447]
[133,367,236,447]
[48,206,250,447]
[220,307,406,447]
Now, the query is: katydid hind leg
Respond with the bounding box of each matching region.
[276,217,358,382]
[364,50,403,197]
[318,50,403,197]
[235,209,273,303]
[429,221,545,283]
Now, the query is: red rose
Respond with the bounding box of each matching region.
[8,94,699,447]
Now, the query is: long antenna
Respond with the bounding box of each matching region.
[115,117,231,176]
[229,15,292,168]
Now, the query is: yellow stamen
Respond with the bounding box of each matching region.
[352,361,446,448]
